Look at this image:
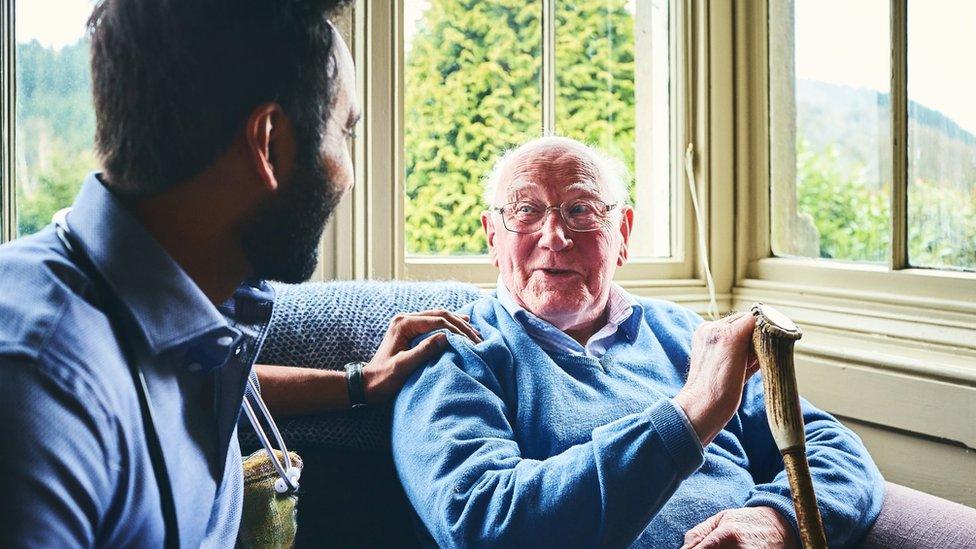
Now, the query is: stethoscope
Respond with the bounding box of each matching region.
[53,208,300,495]
[243,377,301,493]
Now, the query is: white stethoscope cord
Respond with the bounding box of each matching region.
[243,377,301,494]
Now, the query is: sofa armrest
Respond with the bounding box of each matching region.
[859,481,976,548]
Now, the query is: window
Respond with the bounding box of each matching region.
[770,0,975,272]
[401,0,674,260]
[5,0,97,239]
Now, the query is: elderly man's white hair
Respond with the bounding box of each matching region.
[482,136,631,206]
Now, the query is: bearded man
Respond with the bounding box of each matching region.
[0,1,478,546]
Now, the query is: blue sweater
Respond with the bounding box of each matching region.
[392,295,884,548]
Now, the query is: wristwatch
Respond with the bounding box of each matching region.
[344,361,368,409]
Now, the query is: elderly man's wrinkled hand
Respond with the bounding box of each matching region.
[363,309,482,404]
[680,507,798,549]
[673,312,759,446]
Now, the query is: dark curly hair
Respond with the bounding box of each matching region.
[87,0,352,196]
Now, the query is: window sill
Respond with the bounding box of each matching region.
[733,273,976,451]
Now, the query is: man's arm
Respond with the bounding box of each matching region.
[257,309,481,416]
[0,357,116,547]
[392,339,705,548]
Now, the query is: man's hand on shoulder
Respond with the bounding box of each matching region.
[364,309,482,403]
[681,507,799,549]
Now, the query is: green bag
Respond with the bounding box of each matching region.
[238,449,303,549]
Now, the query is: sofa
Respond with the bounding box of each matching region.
[242,281,976,548]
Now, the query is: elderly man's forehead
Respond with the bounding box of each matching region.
[500,144,606,196]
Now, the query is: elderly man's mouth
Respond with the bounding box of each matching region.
[537,268,579,277]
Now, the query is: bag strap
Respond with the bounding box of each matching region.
[54,211,180,549]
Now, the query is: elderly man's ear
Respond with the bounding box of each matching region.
[617,206,635,266]
[481,211,499,266]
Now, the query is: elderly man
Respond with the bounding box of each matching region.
[392,136,884,548]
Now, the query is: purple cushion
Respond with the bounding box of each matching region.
[859,482,976,548]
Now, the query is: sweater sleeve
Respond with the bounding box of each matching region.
[391,336,704,548]
[737,377,885,548]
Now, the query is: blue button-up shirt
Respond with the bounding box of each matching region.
[0,174,275,547]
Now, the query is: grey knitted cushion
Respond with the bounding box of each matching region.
[245,280,482,453]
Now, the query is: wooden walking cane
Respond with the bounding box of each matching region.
[750,303,828,549]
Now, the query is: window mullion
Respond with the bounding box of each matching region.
[1,0,16,243]
[541,0,555,134]
[890,0,909,271]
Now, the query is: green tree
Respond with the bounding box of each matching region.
[796,140,890,262]
[404,0,635,255]
[555,1,635,202]
[16,39,98,236]
[795,139,976,269]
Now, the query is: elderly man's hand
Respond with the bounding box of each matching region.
[680,507,798,549]
[673,312,759,446]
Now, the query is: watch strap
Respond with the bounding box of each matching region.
[344,361,368,408]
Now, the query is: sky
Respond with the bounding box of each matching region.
[795,0,976,134]
[17,0,976,135]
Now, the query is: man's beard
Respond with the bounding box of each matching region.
[240,152,344,283]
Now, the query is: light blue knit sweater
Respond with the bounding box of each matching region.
[392,294,884,548]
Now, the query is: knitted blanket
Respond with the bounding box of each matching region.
[241,280,482,452]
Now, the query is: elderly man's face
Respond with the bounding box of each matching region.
[482,141,634,332]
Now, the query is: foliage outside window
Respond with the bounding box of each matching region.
[14,0,97,237]
[403,0,672,258]
[770,0,976,272]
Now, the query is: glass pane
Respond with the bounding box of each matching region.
[770,0,891,263]
[555,0,670,258]
[907,1,976,271]
[403,0,542,255]
[15,0,98,237]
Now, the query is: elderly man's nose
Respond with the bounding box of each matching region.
[538,210,572,251]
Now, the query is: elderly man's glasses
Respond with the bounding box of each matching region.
[493,199,618,234]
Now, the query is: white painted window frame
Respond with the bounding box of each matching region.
[313,0,731,313]
[731,0,975,499]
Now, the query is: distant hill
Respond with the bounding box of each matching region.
[797,79,976,192]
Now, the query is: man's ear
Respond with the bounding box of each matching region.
[617,205,635,267]
[244,102,296,193]
[482,211,498,266]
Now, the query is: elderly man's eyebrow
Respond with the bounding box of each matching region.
[505,180,539,197]
[564,181,602,195]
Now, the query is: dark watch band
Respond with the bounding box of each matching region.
[344,361,368,408]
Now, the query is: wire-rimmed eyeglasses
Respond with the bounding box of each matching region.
[492,199,618,234]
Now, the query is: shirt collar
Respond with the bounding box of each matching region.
[494,276,643,342]
[67,173,235,361]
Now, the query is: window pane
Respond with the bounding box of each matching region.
[403,0,542,256]
[15,0,98,237]
[555,0,670,258]
[907,1,976,271]
[770,0,891,263]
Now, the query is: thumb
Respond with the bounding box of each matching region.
[729,311,758,341]
[681,511,726,549]
[396,332,449,370]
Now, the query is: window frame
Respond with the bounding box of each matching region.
[318,0,731,311]
[0,0,735,313]
[734,0,976,350]
[0,0,14,243]
[732,0,976,460]
[732,3,976,506]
